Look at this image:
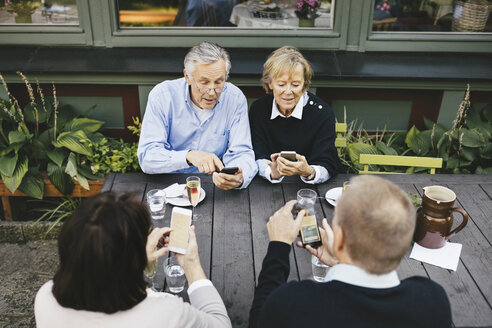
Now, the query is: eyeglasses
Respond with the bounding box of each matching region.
[190,78,225,95]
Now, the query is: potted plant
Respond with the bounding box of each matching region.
[295,0,321,27]
[5,0,41,24]
[0,72,106,210]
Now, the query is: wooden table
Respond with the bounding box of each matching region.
[101,173,492,328]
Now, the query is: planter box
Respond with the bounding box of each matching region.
[0,175,105,221]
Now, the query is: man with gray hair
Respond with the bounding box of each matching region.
[138,42,257,190]
[249,175,451,328]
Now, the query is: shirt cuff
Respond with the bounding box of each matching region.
[174,149,191,170]
[264,166,284,184]
[187,279,214,296]
[300,165,329,184]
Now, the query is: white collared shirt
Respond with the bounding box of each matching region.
[258,92,329,184]
[326,264,400,289]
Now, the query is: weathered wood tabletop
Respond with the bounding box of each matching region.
[101,173,492,328]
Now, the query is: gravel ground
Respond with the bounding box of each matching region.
[0,240,59,328]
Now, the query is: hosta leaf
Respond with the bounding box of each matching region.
[0,152,18,177]
[52,130,92,156]
[8,130,30,144]
[1,156,28,193]
[481,103,492,122]
[74,173,89,190]
[23,103,49,124]
[347,142,379,171]
[78,164,105,180]
[375,141,398,156]
[0,144,22,156]
[48,163,74,195]
[47,150,66,167]
[64,118,104,134]
[423,117,436,130]
[18,171,44,199]
[460,129,485,148]
[446,156,459,170]
[459,147,478,162]
[481,143,492,160]
[475,166,492,174]
[405,126,429,156]
[65,152,77,178]
[458,159,472,168]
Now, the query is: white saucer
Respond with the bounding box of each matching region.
[166,184,206,207]
[325,187,342,206]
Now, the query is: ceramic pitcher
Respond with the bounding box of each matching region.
[414,185,468,249]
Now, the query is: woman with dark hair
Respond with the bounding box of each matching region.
[249,46,341,184]
[34,192,231,328]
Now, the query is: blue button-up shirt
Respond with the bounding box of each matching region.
[137,77,257,188]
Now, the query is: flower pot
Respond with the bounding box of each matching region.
[0,174,105,221]
[14,14,33,24]
[298,17,315,27]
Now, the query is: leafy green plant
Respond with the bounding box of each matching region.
[405,85,492,174]
[85,116,142,174]
[340,85,491,174]
[0,72,105,199]
[34,197,82,234]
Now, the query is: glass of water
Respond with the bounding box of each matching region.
[297,188,317,216]
[164,256,186,293]
[146,189,166,220]
[312,255,330,282]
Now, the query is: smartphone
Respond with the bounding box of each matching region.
[220,167,239,175]
[299,215,322,249]
[168,207,192,254]
[280,151,297,162]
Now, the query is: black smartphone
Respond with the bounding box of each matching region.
[220,167,239,175]
[280,151,297,162]
[299,215,322,249]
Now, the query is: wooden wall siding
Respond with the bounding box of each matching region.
[7,84,141,142]
[317,88,444,130]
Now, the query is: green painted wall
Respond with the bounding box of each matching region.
[332,100,412,131]
[58,96,124,128]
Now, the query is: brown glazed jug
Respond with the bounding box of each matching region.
[414,185,468,249]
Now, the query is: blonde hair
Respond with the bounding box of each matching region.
[261,46,313,94]
[335,175,416,274]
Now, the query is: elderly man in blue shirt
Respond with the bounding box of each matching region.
[138,42,257,190]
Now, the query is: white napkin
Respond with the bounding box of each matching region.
[410,242,462,271]
[162,183,184,197]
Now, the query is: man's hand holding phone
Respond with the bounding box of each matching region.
[213,167,243,190]
[297,218,339,267]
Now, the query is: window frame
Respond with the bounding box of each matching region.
[358,0,492,53]
[99,0,348,49]
[0,0,93,45]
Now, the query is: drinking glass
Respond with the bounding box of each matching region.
[186,176,201,221]
[311,255,329,282]
[296,188,317,216]
[146,189,166,220]
[144,259,158,291]
[164,256,186,293]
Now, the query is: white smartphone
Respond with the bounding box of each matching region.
[168,207,192,254]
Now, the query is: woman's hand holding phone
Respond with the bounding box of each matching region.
[146,227,171,264]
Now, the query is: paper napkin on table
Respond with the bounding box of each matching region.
[162,183,183,197]
[410,242,462,271]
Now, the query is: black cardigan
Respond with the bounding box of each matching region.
[249,242,452,328]
[249,92,341,178]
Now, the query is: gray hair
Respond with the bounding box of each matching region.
[184,42,231,79]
